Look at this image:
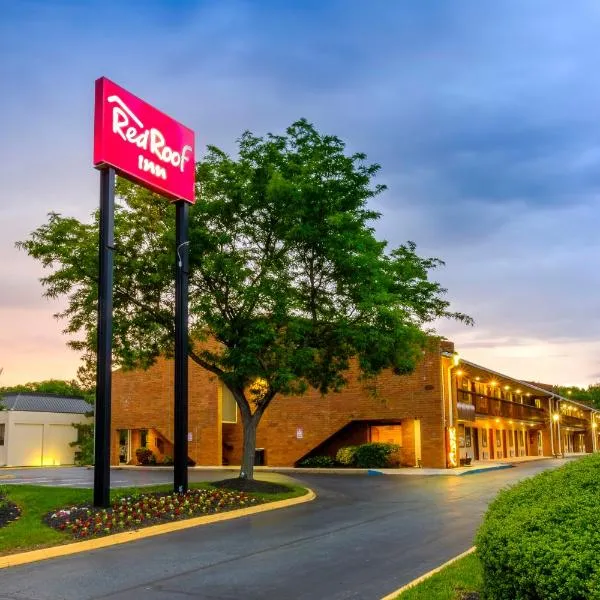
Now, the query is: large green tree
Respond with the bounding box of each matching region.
[19,120,471,479]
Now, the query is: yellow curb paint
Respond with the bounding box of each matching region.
[0,489,316,570]
[0,475,15,480]
[379,546,477,600]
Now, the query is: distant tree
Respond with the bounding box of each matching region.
[556,385,600,410]
[18,119,472,480]
[0,379,90,397]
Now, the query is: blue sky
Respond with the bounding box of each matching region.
[1,0,600,386]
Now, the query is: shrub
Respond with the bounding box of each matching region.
[476,454,600,600]
[135,447,155,465]
[336,446,358,466]
[354,442,400,468]
[298,455,336,468]
[162,454,174,466]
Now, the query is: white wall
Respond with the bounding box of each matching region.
[5,411,91,467]
[0,411,8,466]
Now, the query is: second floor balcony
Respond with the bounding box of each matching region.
[458,390,548,423]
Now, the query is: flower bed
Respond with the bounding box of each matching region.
[44,488,261,539]
[0,490,21,528]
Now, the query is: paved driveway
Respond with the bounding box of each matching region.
[0,460,568,600]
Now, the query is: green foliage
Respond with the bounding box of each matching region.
[335,446,358,466]
[0,379,91,397]
[135,448,156,465]
[476,454,600,600]
[70,422,94,465]
[298,455,336,468]
[556,385,600,410]
[18,119,471,478]
[354,442,400,468]
[161,454,174,465]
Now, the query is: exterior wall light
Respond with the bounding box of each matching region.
[553,413,560,422]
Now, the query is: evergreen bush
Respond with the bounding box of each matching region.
[336,446,358,466]
[354,442,400,468]
[476,454,600,599]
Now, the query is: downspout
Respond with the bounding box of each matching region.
[446,352,459,468]
[557,400,562,457]
[549,396,555,456]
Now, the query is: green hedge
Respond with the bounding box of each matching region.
[298,455,336,468]
[336,446,357,466]
[476,454,600,600]
[354,442,400,468]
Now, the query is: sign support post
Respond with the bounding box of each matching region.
[94,166,115,508]
[174,201,190,493]
[93,76,196,502]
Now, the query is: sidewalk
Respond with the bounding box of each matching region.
[114,455,560,477]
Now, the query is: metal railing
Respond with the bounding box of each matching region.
[458,390,547,423]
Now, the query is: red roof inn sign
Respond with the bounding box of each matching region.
[94,77,195,203]
[92,77,195,506]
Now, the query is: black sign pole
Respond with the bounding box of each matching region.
[174,200,189,493]
[94,167,115,508]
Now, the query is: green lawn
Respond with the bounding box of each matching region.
[0,481,307,556]
[395,552,482,600]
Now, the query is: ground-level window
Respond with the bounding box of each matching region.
[0,423,4,446]
[481,429,488,447]
[508,429,514,446]
[140,429,148,448]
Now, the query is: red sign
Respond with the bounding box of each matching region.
[94,77,195,203]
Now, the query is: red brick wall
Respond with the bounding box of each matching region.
[111,356,221,466]
[222,343,447,468]
[113,342,448,469]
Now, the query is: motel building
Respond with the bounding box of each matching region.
[110,339,600,470]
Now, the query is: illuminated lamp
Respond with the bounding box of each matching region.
[447,427,458,468]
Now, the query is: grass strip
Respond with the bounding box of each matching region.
[0,481,306,556]
[395,552,482,600]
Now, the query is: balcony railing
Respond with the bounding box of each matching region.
[458,390,547,423]
[559,414,589,429]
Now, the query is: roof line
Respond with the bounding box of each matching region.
[458,358,600,414]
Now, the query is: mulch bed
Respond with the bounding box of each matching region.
[0,493,21,528]
[211,478,292,494]
[43,487,267,539]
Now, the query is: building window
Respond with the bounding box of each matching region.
[509,430,514,447]
[0,423,4,446]
[140,429,148,448]
[481,429,488,448]
[222,385,238,423]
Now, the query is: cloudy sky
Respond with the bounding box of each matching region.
[1,0,599,387]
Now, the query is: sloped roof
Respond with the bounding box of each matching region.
[0,392,91,414]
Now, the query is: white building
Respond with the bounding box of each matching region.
[0,393,91,466]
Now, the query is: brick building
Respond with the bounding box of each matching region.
[111,339,600,469]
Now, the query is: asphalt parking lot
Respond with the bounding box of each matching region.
[0,459,569,600]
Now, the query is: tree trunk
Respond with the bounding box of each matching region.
[240,416,258,480]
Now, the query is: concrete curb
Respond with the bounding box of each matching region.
[0,488,316,570]
[458,464,514,476]
[379,546,477,599]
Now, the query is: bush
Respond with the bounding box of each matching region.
[476,454,600,600]
[298,455,336,468]
[135,447,155,465]
[161,454,174,466]
[354,442,400,468]
[336,446,358,466]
